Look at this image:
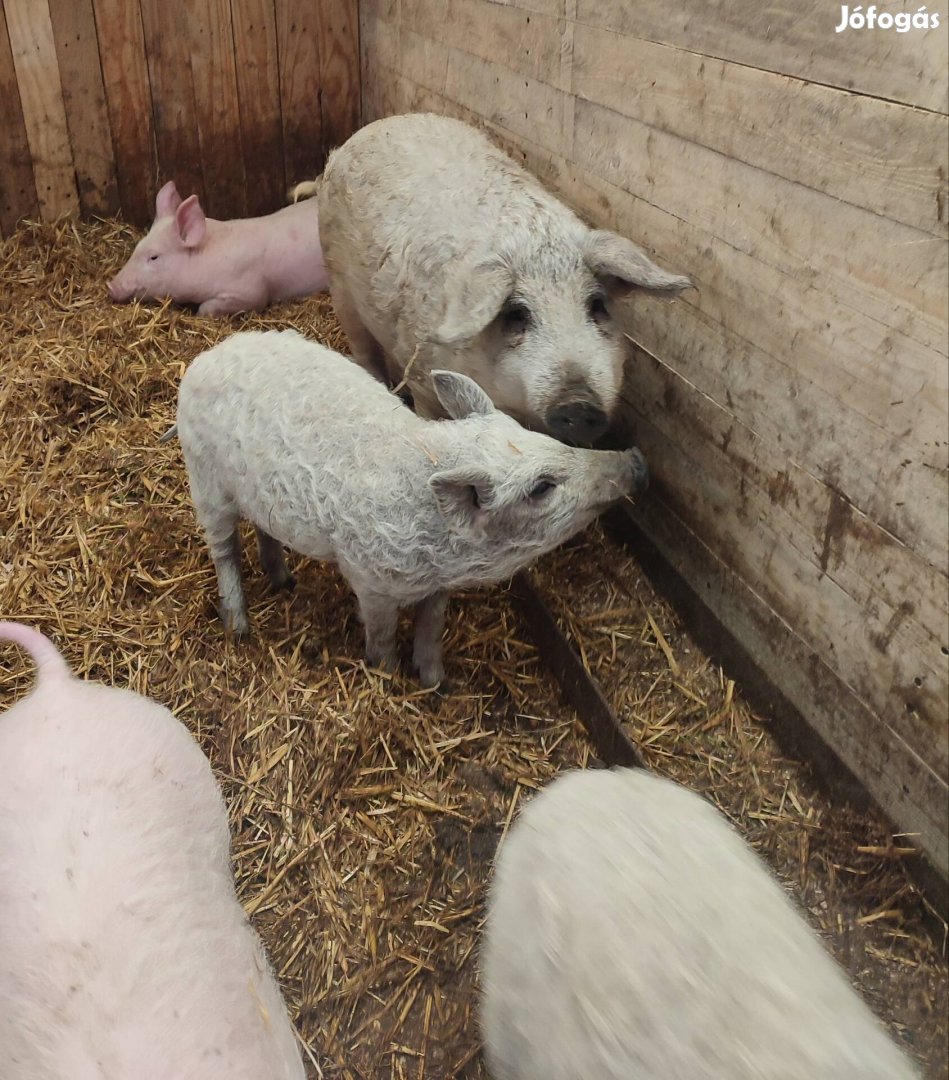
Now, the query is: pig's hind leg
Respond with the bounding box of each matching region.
[354,587,400,676]
[330,282,388,384]
[191,481,249,634]
[206,527,249,634]
[412,590,449,689]
[255,528,296,592]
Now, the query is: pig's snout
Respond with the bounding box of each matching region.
[625,447,649,494]
[545,398,609,445]
[107,277,129,303]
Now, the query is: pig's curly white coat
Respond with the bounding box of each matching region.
[0,622,305,1080]
[176,329,644,686]
[480,767,919,1080]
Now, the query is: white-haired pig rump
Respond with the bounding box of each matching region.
[318,112,691,445]
[0,623,306,1080]
[176,329,647,688]
[480,768,918,1080]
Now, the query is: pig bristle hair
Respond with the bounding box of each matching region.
[0,622,71,682]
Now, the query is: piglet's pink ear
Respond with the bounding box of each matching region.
[175,195,207,248]
[155,180,182,218]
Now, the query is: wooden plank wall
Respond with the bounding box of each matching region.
[0,0,359,234]
[359,0,949,880]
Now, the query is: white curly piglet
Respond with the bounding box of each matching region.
[177,329,648,687]
[0,622,306,1080]
[481,767,919,1080]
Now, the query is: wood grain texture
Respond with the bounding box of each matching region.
[0,5,39,236]
[138,0,206,210]
[575,0,948,114]
[317,0,359,158]
[4,0,78,219]
[359,7,949,879]
[275,0,324,190]
[92,0,156,227]
[570,21,948,238]
[230,0,285,215]
[46,0,119,218]
[2,0,359,228]
[187,0,247,218]
[401,0,567,89]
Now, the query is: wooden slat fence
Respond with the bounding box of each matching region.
[0,0,359,233]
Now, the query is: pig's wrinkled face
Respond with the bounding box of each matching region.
[429,228,690,448]
[107,220,185,304]
[479,262,627,446]
[428,371,647,562]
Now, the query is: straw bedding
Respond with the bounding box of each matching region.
[0,217,946,1079]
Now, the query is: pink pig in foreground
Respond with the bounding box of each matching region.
[107,180,329,315]
[0,622,307,1080]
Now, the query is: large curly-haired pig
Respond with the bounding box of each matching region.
[480,767,918,1080]
[317,112,691,446]
[176,329,647,687]
[0,621,306,1080]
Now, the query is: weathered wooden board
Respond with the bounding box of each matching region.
[401,0,567,88]
[0,7,39,237]
[575,0,948,114]
[3,0,78,219]
[230,0,285,216]
[275,0,324,190]
[186,0,248,219]
[91,0,156,227]
[138,0,206,209]
[0,0,360,229]
[46,0,119,219]
[317,0,360,158]
[359,3,949,882]
[570,22,948,238]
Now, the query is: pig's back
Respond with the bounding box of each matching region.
[481,768,916,1080]
[178,328,441,563]
[319,113,585,345]
[0,680,304,1080]
[179,329,408,435]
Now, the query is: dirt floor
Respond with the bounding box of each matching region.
[1,218,947,1079]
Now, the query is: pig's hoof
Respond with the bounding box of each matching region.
[365,649,399,676]
[415,664,450,693]
[271,573,296,594]
[219,607,250,636]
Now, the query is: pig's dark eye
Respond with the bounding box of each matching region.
[529,478,556,499]
[148,254,160,262]
[500,299,532,336]
[588,293,609,321]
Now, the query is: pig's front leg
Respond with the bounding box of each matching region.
[255,527,295,592]
[197,289,268,317]
[355,587,400,675]
[208,528,249,635]
[412,590,449,689]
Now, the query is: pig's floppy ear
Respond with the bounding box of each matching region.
[431,370,496,419]
[430,467,497,532]
[155,180,182,219]
[585,230,692,296]
[175,195,207,248]
[432,261,514,346]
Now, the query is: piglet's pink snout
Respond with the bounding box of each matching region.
[107,277,131,303]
